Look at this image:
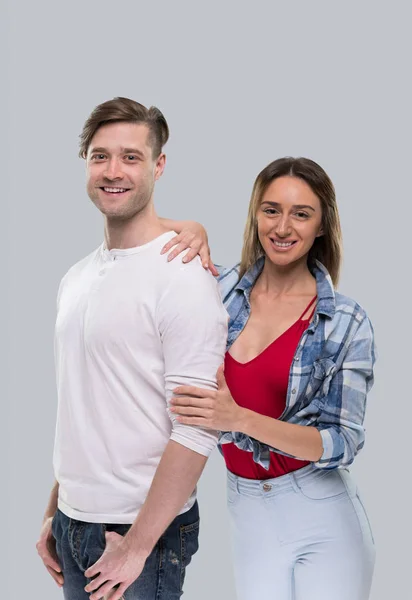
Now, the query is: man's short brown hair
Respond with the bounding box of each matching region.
[79,97,169,159]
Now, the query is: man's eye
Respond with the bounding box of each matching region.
[125,155,138,161]
[92,154,106,160]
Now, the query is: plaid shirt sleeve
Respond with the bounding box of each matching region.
[314,314,376,469]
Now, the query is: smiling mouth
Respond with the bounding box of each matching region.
[270,239,298,250]
[100,187,130,194]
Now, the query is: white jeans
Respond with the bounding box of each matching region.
[227,465,375,600]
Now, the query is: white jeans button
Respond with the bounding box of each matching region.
[263,483,272,492]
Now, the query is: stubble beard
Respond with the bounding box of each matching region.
[89,180,154,223]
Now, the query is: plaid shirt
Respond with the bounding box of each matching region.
[217,258,376,470]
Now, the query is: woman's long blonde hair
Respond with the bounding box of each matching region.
[239,157,343,286]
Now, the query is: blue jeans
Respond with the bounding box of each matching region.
[227,466,375,600]
[52,501,199,599]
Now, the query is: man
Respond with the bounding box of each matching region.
[36,97,228,600]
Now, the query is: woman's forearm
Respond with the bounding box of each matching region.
[238,409,323,462]
[159,217,186,233]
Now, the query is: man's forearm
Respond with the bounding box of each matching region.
[43,480,59,523]
[123,440,208,557]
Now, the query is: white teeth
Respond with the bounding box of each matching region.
[103,187,128,193]
[274,241,294,247]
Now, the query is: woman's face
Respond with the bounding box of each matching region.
[257,175,323,268]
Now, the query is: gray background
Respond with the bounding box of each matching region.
[4,1,411,598]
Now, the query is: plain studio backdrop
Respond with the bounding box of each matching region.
[3,1,411,598]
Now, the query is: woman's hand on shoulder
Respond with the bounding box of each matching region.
[160,221,218,276]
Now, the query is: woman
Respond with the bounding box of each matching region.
[161,157,376,600]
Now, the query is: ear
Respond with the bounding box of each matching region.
[154,153,166,181]
[316,226,324,238]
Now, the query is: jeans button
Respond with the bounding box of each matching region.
[263,483,272,492]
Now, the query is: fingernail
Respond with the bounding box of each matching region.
[182,258,187,263]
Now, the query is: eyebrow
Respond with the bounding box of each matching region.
[261,201,316,212]
[122,147,145,158]
[89,146,146,158]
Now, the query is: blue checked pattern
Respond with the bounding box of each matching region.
[216,257,376,470]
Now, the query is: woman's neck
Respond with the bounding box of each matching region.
[255,256,316,298]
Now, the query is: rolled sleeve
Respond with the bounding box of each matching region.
[158,259,228,457]
[314,315,376,469]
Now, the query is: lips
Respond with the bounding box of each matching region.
[269,239,298,251]
[99,187,131,195]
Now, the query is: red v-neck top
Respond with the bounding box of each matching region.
[221,297,317,480]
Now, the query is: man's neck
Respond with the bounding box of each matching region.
[104,204,169,250]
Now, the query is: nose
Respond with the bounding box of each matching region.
[275,214,292,237]
[103,158,123,181]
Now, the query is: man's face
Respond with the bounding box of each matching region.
[86,122,165,220]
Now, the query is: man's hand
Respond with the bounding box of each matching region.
[36,516,64,588]
[84,532,147,600]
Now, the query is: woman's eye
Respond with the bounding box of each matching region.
[264,209,278,215]
[295,212,310,218]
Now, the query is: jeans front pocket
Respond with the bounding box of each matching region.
[104,523,131,537]
[297,469,348,502]
[68,519,107,573]
[180,519,200,567]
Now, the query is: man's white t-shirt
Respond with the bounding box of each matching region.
[53,231,228,524]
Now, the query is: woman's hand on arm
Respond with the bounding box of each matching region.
[170,365,246,432]
[159,218,218,276]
